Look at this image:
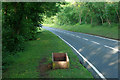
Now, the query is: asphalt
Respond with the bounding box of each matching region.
[43,26,120,79]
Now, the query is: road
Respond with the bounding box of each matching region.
[43,26,120,79]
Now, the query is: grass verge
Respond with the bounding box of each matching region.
[43,23,118,40]
[3,29,93,78]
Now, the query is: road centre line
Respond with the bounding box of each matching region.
[67,33,69,34]
[59,28,118,42]
[53,29,118,52]
[64,33,118,52]
[78,32,119,42]
[76,36,81,38]
[71,34,75,36]
[104,45,119,52]
[91,41,100,45]
[45,26,119,42]
[68,33,119,52]
[83,38,88,41]
[56,34,106,79]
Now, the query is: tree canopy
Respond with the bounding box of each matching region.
[45,2,119,26]
[2,2,60,53]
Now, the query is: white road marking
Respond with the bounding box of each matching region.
[49,27,118,42]
[104,45,119,52]
[71,34,75,36]
[78,36,81,38]
[56,35,106,79]
[48,27,119,53]
[79,33,119,42]
[76,36,81,38]
[91,41,100,45]
[83,38,88,41]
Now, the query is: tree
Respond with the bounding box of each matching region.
[54,2,119,26]
[2,2,60,53]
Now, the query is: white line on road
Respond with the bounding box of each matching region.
[43,27,119,42]
[47,27,119,53]
[91,41,100,45]
[104,45,119,52]
[79,33,119,42]
[76,36,81,38]
[56,35,106,79]
[71,34,75,36]
[83,38,88,41]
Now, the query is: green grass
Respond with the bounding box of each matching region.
[43,23,118,40]
[3,29,93,78]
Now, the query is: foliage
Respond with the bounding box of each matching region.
[47,2,119,25]
[2,2,60,52]
[2,2,60,70]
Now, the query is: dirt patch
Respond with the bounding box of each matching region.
[73,65,79,69]
[39,58,47,63]
[37,58,52,77]
[39,63,52,77]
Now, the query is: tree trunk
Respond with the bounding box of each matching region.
[100,16,104,25]
[85,10,89,24]
[79,14,81,24]
[4,5,7,15]
[14,3,24,35]
[26,16,28,19]
[91,17,92,24]
[107,18,111,25]
[119,1,120,23]
[85,14,87,24]
[115,8,120,23]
